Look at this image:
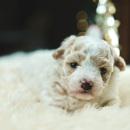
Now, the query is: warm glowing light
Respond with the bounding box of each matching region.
[77,32,86,36]
[76,11,87,21]
[92,0,97,2]
[108,6,116,14]
[107,16,115,26]
[96,5,106,14]
[115,20,120,27]
[104,33,111,41]
[108,28,118,46]
[95,0,120,55]
[99,0,107,4]
[77,19,88,31]
[114,48,120,56]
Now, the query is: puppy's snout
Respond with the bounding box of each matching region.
[80,80,93,91]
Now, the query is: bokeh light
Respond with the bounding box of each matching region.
[107,16,115,26]
[76,11,88,36]
[77,32,86,36]
[95,0,120,56]
[96,5,106,14]
[99,0,107,4]
[76,11,87,21]
[92,0,97,2]
[77,19,88,31]
[108,5,116,14]
[114,48,120,56]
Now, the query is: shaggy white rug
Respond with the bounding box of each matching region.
[1,104,130,130]
[0,53,130,130]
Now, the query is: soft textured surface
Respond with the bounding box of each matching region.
[1,103,130,130]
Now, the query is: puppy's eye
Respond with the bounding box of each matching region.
[100,67,106,75]
[70,62,78,68]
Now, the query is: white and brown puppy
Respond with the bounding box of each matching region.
[40,35,125,111]
[0,35,126,111]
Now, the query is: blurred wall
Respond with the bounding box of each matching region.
[114,0,130,64]
[0,0,96,55]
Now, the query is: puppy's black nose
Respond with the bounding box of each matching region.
[81,81,92,90]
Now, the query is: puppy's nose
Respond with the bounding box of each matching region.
[81,80,93,90]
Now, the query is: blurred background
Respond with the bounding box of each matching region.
[0,0,129,64]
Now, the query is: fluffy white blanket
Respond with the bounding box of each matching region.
[1,104,130,130]
[0,52,130,130]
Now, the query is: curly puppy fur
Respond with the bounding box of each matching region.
[51,35,126,110]
[0,35,126,111]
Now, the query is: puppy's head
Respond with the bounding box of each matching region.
[52,35,126,100]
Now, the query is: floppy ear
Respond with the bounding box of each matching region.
[115,56,126,71]
[52,35,77,59]
[109,46,126,71]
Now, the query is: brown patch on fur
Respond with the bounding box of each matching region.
[90,55,113,83]
[74,44,85,51]
[65,49,71,55]
[66,53,86,65]
[52,35,77,59]
[109,46,126,71]
[65,53,86,76]
[52,49,64,59]
[65,44,85,56]
[67,38,76,48]
[115,57,126,71]
[90,56,109,66]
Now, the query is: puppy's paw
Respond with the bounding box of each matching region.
[100,98,120,107]
[106,99,120,106]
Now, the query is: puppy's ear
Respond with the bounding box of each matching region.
[115,56,126,71]
[52,49,64,59]
[110,46,126,71]
[52,35,77,59]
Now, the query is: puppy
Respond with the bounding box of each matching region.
[49,35,125,110]
[0,35,126,111]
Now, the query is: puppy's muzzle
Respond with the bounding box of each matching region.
[81,80,93,91]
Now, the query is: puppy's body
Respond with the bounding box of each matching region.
[0,36,126,111]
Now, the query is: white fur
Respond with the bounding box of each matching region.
[0,35,130,129]
[1,104,130,130]
[0,36,126,111]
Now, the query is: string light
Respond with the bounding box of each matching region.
[76,11,88,36]
[96,5,106,14]
[95,0,120,56]
[76,0,120,56]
